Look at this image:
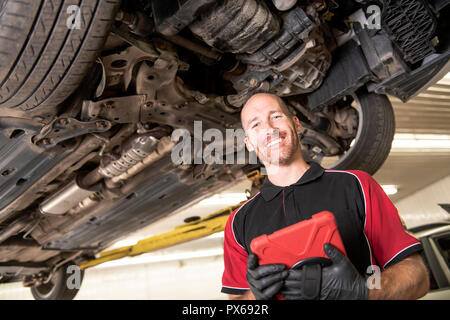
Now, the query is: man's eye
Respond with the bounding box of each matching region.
[252,123,259,128]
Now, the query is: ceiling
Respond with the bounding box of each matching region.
[374,72,450,202]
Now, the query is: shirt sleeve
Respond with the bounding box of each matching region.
[221,206,250,295]
[352,170,423,269]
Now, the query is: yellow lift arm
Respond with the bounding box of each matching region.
[79,169,264,270]
[79,202,243,269]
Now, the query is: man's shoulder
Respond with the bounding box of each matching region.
[225,192,263,249]
[323,168,374,184]
[229,192,262,222]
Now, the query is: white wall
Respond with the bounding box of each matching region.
[395,174,450,229]
[76,255,226,300]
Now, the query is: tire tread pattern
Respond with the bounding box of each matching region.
[0,0,120,111]
[330,91,395,175]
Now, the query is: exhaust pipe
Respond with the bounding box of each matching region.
[39,177,98,215]
[81,126,171,187]
[39,126,172,215]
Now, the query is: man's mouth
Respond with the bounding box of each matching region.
[267,138,282,148]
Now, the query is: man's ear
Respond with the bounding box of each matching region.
[292,116,302,132]
[244,135,255,152]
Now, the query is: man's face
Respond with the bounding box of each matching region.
[241,94,302,166]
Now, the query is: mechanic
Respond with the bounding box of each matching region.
[221,93,430,300]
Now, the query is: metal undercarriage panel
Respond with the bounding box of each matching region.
[0,127,70,215]
[43,168,243,251]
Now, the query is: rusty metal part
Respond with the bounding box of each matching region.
[271,34,331,96]
[189,0,280,54]
[134,53,240,131]
[81,95,146,123]
[98,131,167,179]
[332,105,358,139]
[111,26,159,58]
[238,8,317,70]
[0,214,33,245]
[100,44,158,91]
[37,251,84,286]
[135,51,185,105]
[78,169,105,191]
[164,35,222,61]
[299,124,342,160]
[238,7,331,96]
[115,10,153,37]
[190,3,331,97]
[80,126,172,189]
[291,98,357,153]
[115,10,135,25]
[32,117,112,149]
[108,135,175,185]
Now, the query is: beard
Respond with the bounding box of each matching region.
[255,129,300,167]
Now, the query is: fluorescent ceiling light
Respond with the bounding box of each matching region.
[381,185,398,195]
[391,134,450,151]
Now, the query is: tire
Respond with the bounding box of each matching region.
[0,0,120,112]
[30,262,85,300]
[325,90,395,175]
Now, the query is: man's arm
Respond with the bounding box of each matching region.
[228,291,255,300]
[369,253,430,300]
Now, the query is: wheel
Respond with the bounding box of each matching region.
[303,90,395,175]
[30,262,85,300]
[0,0,120,112]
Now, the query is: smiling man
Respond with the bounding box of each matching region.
[221,93,430,300]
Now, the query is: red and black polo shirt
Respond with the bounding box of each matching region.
[221,162,422,295]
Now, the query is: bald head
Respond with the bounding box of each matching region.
[241,93,293,131]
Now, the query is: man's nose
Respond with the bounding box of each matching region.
[265,127,280,138]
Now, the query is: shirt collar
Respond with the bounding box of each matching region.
[260,162,325,201]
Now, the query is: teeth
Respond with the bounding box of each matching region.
[267,138,282,147]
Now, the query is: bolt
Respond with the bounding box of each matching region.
[138,137,147,144]
[154,58,169,69]
[249,78,258,87]
[96,121,109,129]
[312,146,322,153]
[58,118,68,126]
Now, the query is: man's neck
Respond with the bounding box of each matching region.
[265,157,310,187]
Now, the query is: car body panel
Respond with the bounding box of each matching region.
[43,169,243,251]
[414,224,450,299]
[0,128,70,214]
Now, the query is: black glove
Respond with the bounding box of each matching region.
[282,243,369,300]
[281,263,323,300]
[247,253,288,300]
